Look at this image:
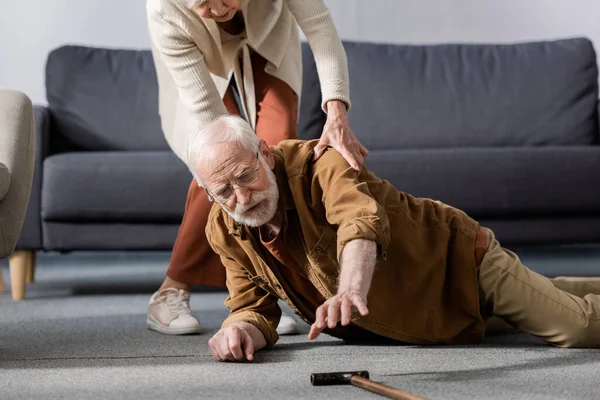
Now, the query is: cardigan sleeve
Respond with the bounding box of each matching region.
[147,9,228,160]
[286,0,351,112]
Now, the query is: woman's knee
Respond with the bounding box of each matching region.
[255,102,298,143]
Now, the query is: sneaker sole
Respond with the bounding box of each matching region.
[146,315,201,335]
[276,326,301,335]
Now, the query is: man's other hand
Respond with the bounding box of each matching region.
[209,323,256,362]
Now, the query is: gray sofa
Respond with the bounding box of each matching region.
[15,37,600,291]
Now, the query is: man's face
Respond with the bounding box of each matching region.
[196,141,279,227]
[192,0,242,22]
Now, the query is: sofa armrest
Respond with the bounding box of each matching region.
[15,105,51,250]
[0,90,36,257]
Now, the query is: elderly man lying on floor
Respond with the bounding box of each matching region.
[188,115,600,362]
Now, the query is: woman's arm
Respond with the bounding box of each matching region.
[286,0,350,111]
[147,8,228,160]
[286,0,368,171]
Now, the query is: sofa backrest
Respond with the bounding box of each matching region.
[345,37,599,149]
[45,44,324,152]
[46,46,166,151]
[46,38,599,152]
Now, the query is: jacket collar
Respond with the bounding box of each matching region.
[274,151,296,213]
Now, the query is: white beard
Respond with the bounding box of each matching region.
[224,158,279,228]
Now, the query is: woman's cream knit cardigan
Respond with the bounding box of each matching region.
[147,0,350,163]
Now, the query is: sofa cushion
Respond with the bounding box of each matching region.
[43,222,180,251]
[346,38,599,150]
[42,152,190,222]
[0,162,9,201]
[46,46,168,151]
[365,146,600,218]
[298,43,326,140]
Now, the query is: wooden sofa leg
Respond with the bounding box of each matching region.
[9,251,34,301]
[26,253,36,283]
[0,263,5,293]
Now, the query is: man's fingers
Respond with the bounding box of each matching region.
[210,334,228,361]
[211,347,223,361]
[227,332,244,360]
[208,337,222,361]
[327,300,340,329]
[211,328,255,362]
[214,344,226,361]
[354,298,369,316]
[308,323,323,340]
[243,332,255,361]
[315,303,328,329]
[340,298,353,326]
[310,303,330,340]
[220,337,236,361]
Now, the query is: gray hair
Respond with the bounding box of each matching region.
[187,115,260,186]
[187,0,208,8]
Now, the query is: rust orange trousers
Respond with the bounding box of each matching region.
[167,55,298,286]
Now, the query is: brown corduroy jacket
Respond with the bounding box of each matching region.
[206,140,486,347]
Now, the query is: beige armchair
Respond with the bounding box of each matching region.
[0,89,36,300]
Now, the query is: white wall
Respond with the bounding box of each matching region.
[323,0,600,45]
[1,0,599,104]
[0,0,151,105]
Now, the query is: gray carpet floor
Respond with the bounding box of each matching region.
[1,251,600,400]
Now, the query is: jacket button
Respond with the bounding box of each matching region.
[274,283,282,289]
[315,246,323,253]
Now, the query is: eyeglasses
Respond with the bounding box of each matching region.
[205,152,260,203]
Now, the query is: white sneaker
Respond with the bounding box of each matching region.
[147,288,201,335]
[276,313,301,335]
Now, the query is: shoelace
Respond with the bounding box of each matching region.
[163,290,191,317]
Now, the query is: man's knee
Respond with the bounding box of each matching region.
[553,318,599,348]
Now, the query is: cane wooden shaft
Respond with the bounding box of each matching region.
[350,376,428,400]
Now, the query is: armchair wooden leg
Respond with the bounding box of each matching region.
[26,253,36,283]
[0,262,5,293]
[9,250,34,301]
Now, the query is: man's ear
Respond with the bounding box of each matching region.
[259,139,275,169]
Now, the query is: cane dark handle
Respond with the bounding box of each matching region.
[310,371,369,385]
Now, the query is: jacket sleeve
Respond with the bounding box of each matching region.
[310,148,390,261]
[147,9,228,149]
[206,214,281,347]
[220,253,282,347]
[286,0,351,111]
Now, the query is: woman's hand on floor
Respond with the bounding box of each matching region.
[314,100,368,172]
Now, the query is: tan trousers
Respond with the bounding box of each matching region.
[479,228,600,348]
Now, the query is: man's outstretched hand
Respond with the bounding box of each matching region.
[308,289,369,340]
[209,322,258,362]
